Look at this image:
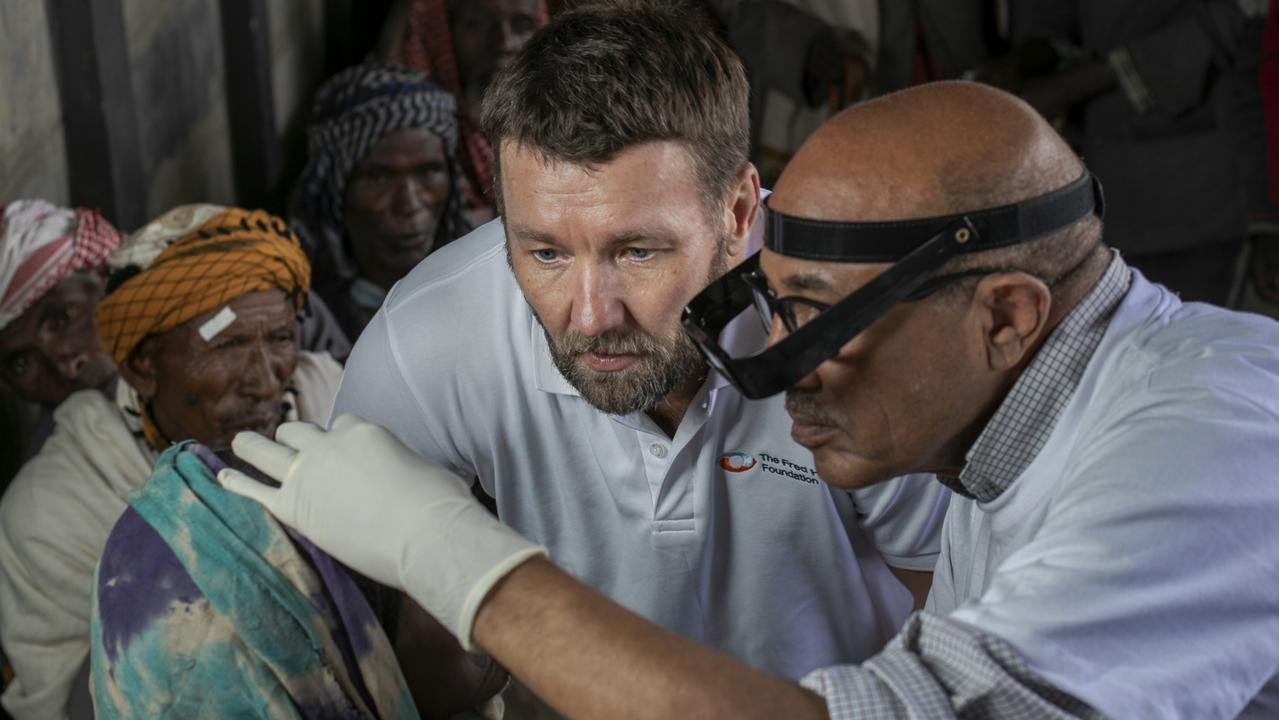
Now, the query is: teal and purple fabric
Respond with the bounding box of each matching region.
[89,443,419,719]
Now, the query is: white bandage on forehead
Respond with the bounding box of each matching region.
[198,305,237,342]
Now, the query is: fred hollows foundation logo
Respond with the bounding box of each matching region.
[720,450,821,485]
[719,451,757,473]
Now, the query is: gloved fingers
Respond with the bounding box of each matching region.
[328,413,367,432]
[231,431,298,482]
[435,467,478,494]
[217,468,282,512]
[273,420,327,450]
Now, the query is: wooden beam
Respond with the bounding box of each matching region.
[219,0,281,209]
[44,0,147,230]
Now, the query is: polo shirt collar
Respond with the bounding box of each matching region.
[531,315,580,396]
[946,251,1132,502]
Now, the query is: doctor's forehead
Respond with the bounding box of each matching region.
[759,249,887,297]
[770,83,1055,223]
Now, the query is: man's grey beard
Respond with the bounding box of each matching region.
[539,239,728,416]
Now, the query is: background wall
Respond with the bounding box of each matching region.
[124,0,236,219]
[0,3,70,205]
[0,0,348,232]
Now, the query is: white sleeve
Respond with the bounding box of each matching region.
[802,611,1100,720]
[847,474,949,571]
[0,467,97,719]
[330,308,476,480]
[948,381,1279,718]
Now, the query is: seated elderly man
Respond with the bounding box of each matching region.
[85,209,502,718]
[0,200,125,463]
[0,206,342,719]
[293,64,472,341]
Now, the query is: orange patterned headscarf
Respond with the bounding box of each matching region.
[96,207,311,365]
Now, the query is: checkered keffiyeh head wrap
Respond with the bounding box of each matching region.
[0,199,124,331]
[95,206,311,364]
[295,63,470,244]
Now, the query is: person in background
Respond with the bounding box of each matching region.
[710,0,1007,186]
[0,199,124,720]
[1247,0,1279,307]
[0,206,343,720]
[378,0,547,222]
[293,64,472,342]
[877,0,1008,93]
[0,200,124,464]
[706,0,874,186]
[969,0,1270,305]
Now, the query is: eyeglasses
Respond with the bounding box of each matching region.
[741,266,1013,334]
[682,220,980,399]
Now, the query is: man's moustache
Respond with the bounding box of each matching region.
[559,330,661,357]
[220,400,289,432]
[784,390,839,426]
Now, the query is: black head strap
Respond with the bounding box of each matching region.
[765,172,1104,262]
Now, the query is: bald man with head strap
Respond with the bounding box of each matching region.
[224,81,1279,718]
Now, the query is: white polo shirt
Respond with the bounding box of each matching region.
[333,218,949,679]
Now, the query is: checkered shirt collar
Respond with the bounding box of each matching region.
[947,251,1131,503]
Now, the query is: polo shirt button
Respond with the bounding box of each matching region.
[649,443,668,459]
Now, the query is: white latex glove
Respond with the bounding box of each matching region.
[218,414,546,650]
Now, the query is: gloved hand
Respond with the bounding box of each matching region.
[218,414,547,650]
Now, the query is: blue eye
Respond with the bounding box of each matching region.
[625,248,654,260]
[532,249,559,263]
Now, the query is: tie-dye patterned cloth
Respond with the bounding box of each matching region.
[89,443,420,719]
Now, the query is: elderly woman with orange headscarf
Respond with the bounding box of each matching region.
[0,205,343,720]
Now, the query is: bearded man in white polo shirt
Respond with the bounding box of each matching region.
[326,2,948,681]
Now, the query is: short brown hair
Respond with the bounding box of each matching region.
[480,1,750,212]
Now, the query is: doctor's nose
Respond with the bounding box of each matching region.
[569,267,627,337]
[763,312,824,390]
[764,311,788,347]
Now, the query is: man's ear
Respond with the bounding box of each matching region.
[972,273,1052,372]
[723,163,762,262]
[119,337,160,401]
